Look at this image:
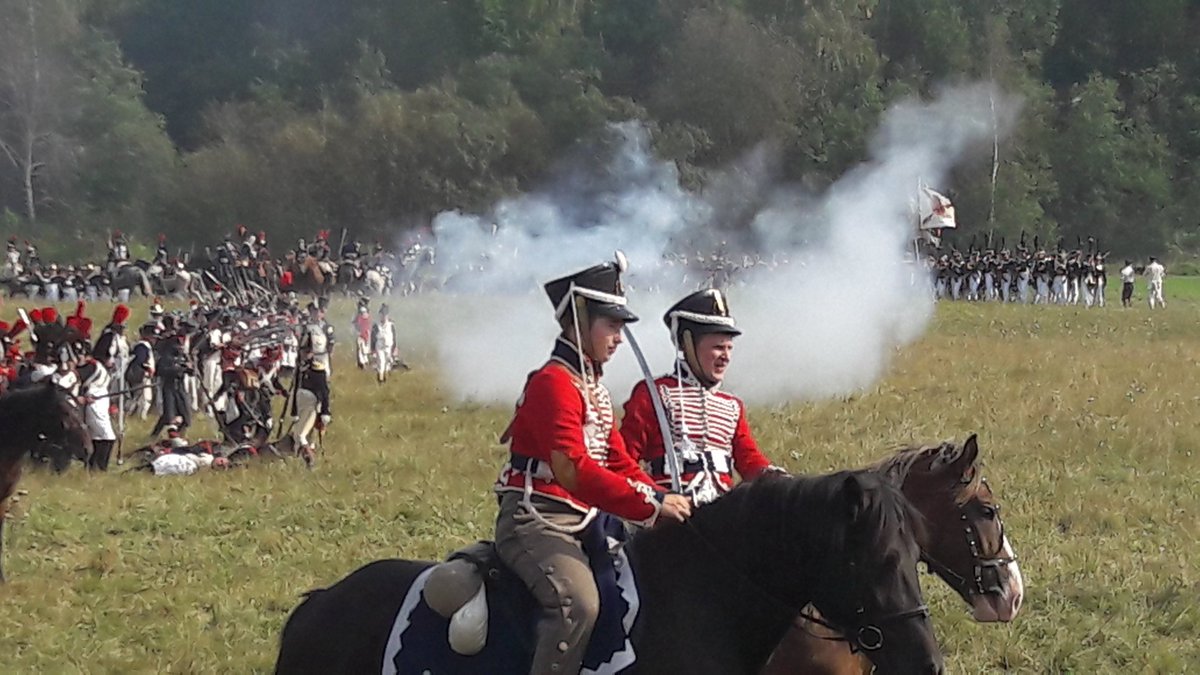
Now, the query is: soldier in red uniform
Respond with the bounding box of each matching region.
[621,288,781,505]
[352,298,372,369]
[493,255,691,675]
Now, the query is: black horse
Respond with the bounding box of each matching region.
[0,383,91,581]
[275,471,943,674]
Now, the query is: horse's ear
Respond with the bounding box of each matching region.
[842,474,867,523]
[962,433,979,461]
[950,434,980,483]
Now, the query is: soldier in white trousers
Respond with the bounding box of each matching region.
[1145,257,1166,308]
[371,303,406,383]
[78,356,118,470]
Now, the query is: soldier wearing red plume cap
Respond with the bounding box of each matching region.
[65,301,93,342]
[93,304,131,369]
[621,288,781,506]
[493,254,691,675]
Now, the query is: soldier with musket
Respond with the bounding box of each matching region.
[151,332,193,437]
[493,255,691,675]
[126,323,158,419]
[77,346,117,470]
[621,288,780,506]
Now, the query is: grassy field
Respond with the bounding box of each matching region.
[2,279,1199,673]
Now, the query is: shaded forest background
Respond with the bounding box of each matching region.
[2,0,1198,259]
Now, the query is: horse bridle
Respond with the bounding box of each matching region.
[796,560,930,654]
[920,479,1018,600]
[681,519,930,654]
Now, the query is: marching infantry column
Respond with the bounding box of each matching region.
[620,288,781,505]
[492,255,690,675]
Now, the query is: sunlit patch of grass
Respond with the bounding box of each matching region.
[1,294,1198,670]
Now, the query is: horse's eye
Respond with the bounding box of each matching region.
[982,505,998,519]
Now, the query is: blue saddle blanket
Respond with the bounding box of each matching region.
[382,516,639,674]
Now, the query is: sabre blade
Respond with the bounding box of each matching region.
[622,325,682,494]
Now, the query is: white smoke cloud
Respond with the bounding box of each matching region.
[423,83,1020,406]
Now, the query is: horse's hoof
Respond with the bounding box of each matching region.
[117,459,124,465]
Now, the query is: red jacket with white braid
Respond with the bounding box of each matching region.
[495,339,665,527]
[621,361,773,500]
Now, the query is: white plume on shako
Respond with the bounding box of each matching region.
[421,83,1021,406]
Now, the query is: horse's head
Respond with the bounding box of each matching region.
[807,473,944,674]
[891,435,1024,622]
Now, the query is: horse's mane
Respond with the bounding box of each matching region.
[695,470,926,570]
[868,440,986,506]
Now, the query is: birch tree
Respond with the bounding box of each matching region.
[0,0,76,222]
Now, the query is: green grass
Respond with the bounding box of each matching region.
[1104,274,1200,304]
[2,291,1200,673]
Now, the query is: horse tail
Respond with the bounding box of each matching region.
[139,270,152,296]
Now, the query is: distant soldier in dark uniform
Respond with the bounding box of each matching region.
[93,304,131,375]
[298,302,334,426]
[151,335,193,436]
[126,323,158,419]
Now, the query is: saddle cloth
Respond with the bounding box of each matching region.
[382,516,639,674]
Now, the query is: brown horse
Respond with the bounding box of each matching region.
[763,434,1024,674]
[0,383,91,581]
[287,254,335,296]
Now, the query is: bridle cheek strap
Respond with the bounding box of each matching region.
[799,604,931,653]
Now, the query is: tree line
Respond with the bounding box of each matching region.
[2,0,1198,259]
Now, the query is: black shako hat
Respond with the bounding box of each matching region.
[663,288,741,343]
[543,252,639,323]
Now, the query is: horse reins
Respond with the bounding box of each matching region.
[919,478,1018,600]
[680,518,929,655]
